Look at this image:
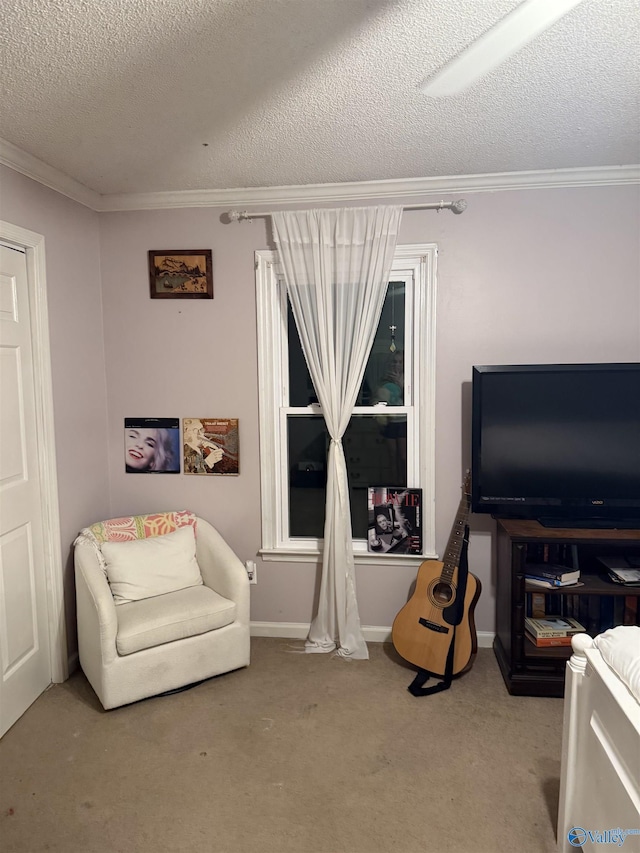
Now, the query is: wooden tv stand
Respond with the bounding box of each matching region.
[493,518,640,697]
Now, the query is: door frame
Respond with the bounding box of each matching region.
[1,220,68,684]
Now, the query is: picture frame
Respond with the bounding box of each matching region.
[367,487,422,554]
[183,418,240,475]
[148,250,213,299]
[124,418,181,474]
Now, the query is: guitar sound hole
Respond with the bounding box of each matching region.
[432,582,454,605]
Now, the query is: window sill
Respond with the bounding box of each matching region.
[259,548,437,566]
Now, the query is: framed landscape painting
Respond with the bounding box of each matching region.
[148,250,213,299]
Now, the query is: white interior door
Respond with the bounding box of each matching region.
[0,243,52,737]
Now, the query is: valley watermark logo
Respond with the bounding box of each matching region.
[568,827,640,847]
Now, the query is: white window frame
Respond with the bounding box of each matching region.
[255,243,437,565]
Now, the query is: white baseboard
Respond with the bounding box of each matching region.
[476,631,494,648]
[250,621,494,648]
[250,621,310,640]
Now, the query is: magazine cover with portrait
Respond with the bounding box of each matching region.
[183,418,239,475]
[367,487,422,554]
[124,418,181,473]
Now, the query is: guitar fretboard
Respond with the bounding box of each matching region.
[441,476,471,582]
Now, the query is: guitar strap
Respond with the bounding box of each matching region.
[407,634,456,696]
[407,526,470,698]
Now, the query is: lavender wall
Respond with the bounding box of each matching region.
[0,165,110,654]
[4,162,637,658]
[99,185,640,636]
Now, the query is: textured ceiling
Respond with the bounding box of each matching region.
[1,0,639,197]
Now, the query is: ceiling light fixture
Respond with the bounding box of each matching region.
[420,0,586,98]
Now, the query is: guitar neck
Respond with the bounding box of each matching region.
[441,494,471,582]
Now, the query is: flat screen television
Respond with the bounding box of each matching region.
[471,363,640,528]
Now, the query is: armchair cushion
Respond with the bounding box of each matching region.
[102,525,203,604]
[115,585,236,655]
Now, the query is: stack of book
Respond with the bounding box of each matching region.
[525,616,586,647]
[525,562,581,588]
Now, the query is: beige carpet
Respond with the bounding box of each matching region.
[0,638,563,853]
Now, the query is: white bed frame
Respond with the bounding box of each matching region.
[557,633,640,852]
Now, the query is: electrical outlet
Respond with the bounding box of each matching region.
[245,560,257,584]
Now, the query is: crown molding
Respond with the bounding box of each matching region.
[0,138,101,210]
[98,165,640,212]
[1,137,638,212]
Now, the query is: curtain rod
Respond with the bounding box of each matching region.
[226,199,467,222]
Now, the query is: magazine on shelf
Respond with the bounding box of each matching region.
[367,487,422,554]
[604,566,640,587]
[608,569,640,586]
[525,616,586,638]
[597,556,640,585]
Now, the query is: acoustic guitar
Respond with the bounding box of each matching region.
[392,473,481,677]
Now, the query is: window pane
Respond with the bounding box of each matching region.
[288,302,318,406]
[288,416,327,537]
[288,415,407,539]
[361,281,405,407]
[287,283,405,407]
[345,415,408,535]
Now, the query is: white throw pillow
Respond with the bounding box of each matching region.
[102,525,203,604]
[594,625,640,704]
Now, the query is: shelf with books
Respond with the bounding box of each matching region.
[494,519,640,697]
[524,615,586,657]
[525,616,585,638]
[521,584,639,645]
[524,573,633,595]
[523,642,573,660]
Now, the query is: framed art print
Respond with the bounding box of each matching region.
[124,418,181,473]
[183,418,239,475]
[367,487,422,554]
[148,250,213,299]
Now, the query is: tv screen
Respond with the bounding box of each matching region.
[471,363,640,528]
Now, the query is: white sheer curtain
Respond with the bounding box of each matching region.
[271,206,403,659]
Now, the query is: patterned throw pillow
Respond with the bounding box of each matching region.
[75,510,198,577]
[89,510,197,543]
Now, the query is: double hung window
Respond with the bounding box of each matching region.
[256,244,437,561]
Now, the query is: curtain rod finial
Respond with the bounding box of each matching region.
[451,200,467,214]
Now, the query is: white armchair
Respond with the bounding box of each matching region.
[74,514,250,709]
